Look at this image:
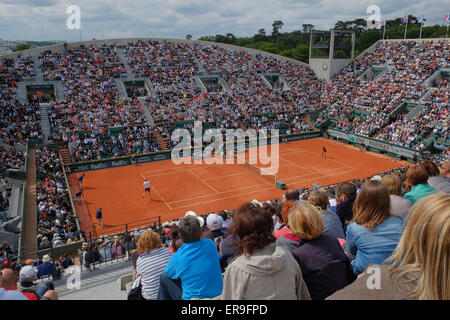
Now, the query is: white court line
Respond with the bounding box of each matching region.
[188,169,220,194]
[203,164,291,181]
[151,185,173,210]
[167,165,352,205]
[281,166,353,182]
[176,168,358,210]
[292,146,356,171]
[286,168,357,186]
[141,162,227,179]
[168,180,274,205]
[279,156,313,172]
[177,186,275,209]
[170,167,357,206]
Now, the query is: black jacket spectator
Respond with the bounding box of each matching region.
[291,234,356,300]
[336,196,356,233]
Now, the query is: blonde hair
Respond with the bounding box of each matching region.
[386,193,450,300]
[288,203,323,240]
[351,180,391,230]
[381,175,403,196]
[137,230,162,254]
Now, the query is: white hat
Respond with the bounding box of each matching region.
[371,175,382,181]
[42,254,51,263]
[206,214,224,230]
[185,211,197,217]
[19,265,36,280]
[185,211,204,228]
[251,199,263,208]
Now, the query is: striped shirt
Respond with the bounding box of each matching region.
[136,247,172,300]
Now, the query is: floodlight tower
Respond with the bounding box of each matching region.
[309,29,355,80]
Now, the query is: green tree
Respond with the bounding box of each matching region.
[225,33,237,44]
[272,20,284,48]
[185,34,192,40]
[256,42,279,54]
[254,28,267,42]
[13,43,31,52]
[355,29,380,53]
[302,24,314,33]
[292,43,310,63]
[199,36,215,42]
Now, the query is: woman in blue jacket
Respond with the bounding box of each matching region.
[346,180,404,275]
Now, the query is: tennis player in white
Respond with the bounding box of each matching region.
[142,178,152,200]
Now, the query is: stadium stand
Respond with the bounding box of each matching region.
[0,37,449,301]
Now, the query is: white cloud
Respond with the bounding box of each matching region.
[0,0,447,41]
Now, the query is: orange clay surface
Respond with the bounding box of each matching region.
[68,138,410,235]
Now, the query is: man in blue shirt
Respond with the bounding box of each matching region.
[158,215,223,300]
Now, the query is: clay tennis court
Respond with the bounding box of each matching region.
[68,137,410,236]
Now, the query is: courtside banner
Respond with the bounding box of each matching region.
[69,152,171,172]
[328,129,419,159]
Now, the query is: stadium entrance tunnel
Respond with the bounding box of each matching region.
[199,76,226,93]
[124,80,149,98]
[262,73,290,90]
[26,84,56,103]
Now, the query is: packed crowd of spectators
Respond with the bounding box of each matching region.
[1,40,448,164]
[0,146,25,176]
[67,125,162,162]
[39,44,148,141]
[120,160,449,300]
[1,56,42,146]
[319,40,448,151]
[35,147,83,249]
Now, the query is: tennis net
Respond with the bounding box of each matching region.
[235,154,277,186]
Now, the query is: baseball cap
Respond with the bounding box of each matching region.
[19,265,36,280]
[206,214,224,231]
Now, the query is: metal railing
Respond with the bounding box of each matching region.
[10,215,163,281]
[17,142,29,261]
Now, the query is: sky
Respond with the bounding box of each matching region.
[0,0,448,42]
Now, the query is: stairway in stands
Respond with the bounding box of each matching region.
[155,131,169,151]
[39,103,51,142]
[117,49,133,78]
[138,97,155,127]
[31,55,44,82]
[59,145,72,165]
